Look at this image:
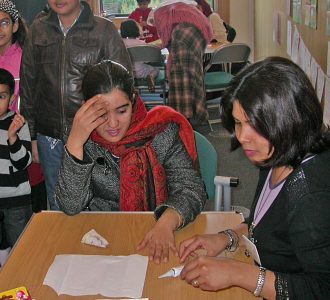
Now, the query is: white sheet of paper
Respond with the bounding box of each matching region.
[310,57,318,88]
[43,254,148,298]
[291,25,300,64]
[323,76,330,126]
[287,20,292,56]
[317,67,325,102]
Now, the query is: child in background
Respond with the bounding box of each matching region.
[128,0,159,43]
[121,19,159,92]
[0,68,32,267]
[0,0,47,213]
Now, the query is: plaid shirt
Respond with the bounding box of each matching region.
[168,22,208,121]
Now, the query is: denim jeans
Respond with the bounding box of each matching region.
[0,205,33,248]
[37,134,64,210]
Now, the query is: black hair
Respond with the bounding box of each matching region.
[0,68,15,95]
[221,56,330,168]
[12,17,27,48]
[82,60,135,105]
[120,19,140,39]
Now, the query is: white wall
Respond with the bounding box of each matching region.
[229,0,255,61]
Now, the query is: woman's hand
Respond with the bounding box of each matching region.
[137,208,182,264]
[180,256,237,291]
[137,221,177,264]
[179,233,229,263]
[66,95,108,159]
[8,113,26,145]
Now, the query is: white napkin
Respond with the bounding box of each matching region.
[43,254,148,298]
[158,265,184,278]
[81,229,109,248]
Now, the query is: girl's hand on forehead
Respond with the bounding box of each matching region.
[66,95,109,158]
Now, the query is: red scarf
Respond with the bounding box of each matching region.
[90,97,198,211]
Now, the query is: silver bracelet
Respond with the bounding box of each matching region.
[218,229,239,252]
[253,266,266,297]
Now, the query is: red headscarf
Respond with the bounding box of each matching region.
[90,96,198,211]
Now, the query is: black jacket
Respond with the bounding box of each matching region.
[249,149,330,299]
[20,2,131,140]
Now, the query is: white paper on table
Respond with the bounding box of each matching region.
[43,254,148,298]
[81,229,109,248]
[158,265,184,278]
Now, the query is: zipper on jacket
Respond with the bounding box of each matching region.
[60,36,68,139]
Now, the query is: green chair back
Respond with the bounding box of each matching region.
[194,131,217,200]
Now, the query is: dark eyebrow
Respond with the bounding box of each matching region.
[116,104,129,110]
[0,17,11,21]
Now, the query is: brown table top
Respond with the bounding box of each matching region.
[0,211,258,299]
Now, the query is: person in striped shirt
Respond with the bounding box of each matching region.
[0,68,32,267]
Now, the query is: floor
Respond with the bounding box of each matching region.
[205,124,259,217]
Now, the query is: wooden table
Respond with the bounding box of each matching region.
[161,41,227,57]
[0,211,258,299]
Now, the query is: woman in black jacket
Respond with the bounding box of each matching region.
[179,57,330,299]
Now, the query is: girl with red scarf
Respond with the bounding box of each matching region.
[55,61,207,263]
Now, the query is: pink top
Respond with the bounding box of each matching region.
[0,43,22,111]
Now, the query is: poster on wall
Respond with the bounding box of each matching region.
[328,41,330,76]
[293,0,302,23]
[327,0,330,35]
[304,0,317,29]
[286,0,293,16]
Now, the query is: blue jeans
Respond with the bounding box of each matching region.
[0,205,33,248]
[37,134,64,210]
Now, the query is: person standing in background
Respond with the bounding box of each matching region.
[151,0,212,134]
[128,0,159,43]
[20,0,131,210]
[0,0,47,213]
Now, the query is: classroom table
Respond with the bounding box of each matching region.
[161,41,227,57]
[0,211,259,299]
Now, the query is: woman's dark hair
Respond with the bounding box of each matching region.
[12,17,28,48]
[120,19,140,39]
[82,60,135,105]
[0,68,15,95]
[221,56,330,168]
